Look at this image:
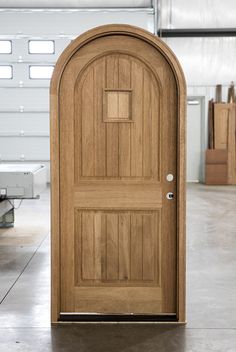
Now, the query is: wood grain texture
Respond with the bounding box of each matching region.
[205,148,228,186]
[75,53,160,181]
[131,60,143,177]
[50,24,186,323]
[75,210,159,287]
[73,183,162,209]
[59,64,75,313]
[130,213,143,281]
[119,212,131,280]
[50,93,60,322]
[205,164,228,185]
[206,149,228,164]
[214,104,230,149]
[81,69,94,176]
[227,104,236,184]
[161,65,177,313]
[74,286,162,314]
[94,59,106,176]
[105,90,131,121]
[81,212,94,280]
[210,103,236,185]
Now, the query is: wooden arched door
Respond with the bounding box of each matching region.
[51,25,186,323]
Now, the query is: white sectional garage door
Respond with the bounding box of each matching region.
[0,4,154,182]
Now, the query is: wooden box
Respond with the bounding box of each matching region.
[206,149,228,164]
[205,149,228,185]
[205,164,228,185]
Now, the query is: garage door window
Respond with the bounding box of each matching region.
[28,40,55,54]
[0,65,13,79]
[29,65,54,79]
[0,40,12,54]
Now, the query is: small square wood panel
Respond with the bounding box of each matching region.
[103,89,132,122]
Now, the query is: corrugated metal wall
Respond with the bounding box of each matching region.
[161,0,236,28]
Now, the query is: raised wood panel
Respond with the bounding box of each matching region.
[211,104,236,185]
[74,53,160,181]
[228,105,236,184]
[75,210,160,287]
[74,286,162,314]
[104,89,132,122]
[74,183,162,209]
[214,104,230,149]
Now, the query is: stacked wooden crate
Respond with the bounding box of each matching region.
[205,102,236,185]
[205,149,228,184]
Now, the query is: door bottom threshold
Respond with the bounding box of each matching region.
[59,313,177,322]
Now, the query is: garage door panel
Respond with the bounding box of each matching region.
[0,136,49,160]
[0,88,49,110]
[0,114,49,134]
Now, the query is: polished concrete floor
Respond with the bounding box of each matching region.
[0,184,236,351]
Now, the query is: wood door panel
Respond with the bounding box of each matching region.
[61,37,176,314]
[74,184,162,209]
[52,27,186,319]
[75,210,160,287]
[74,54,160,182]
[214,104,230,149]
[74,286,162,314]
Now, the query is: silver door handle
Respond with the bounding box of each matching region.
[166,192,174,200]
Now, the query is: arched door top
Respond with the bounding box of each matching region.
[51,24,186,97]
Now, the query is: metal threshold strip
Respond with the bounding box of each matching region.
[60,313,177,322]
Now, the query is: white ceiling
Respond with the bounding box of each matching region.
[0,0,152,8]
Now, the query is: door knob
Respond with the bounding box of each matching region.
[166,174,174,181]
[166,192,174,200]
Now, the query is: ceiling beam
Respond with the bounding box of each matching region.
[0,0,152,8]
[158,28,236,37]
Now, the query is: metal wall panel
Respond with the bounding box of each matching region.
[0,0,152,8]
[0,136,49,161]
[0,113,49,134]
[165,37,236,86]
[161,0,236,29]
[0,87,49,110]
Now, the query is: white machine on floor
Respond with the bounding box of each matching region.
[0,164,47,227]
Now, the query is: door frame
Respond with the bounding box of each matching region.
[50,24,186,323]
